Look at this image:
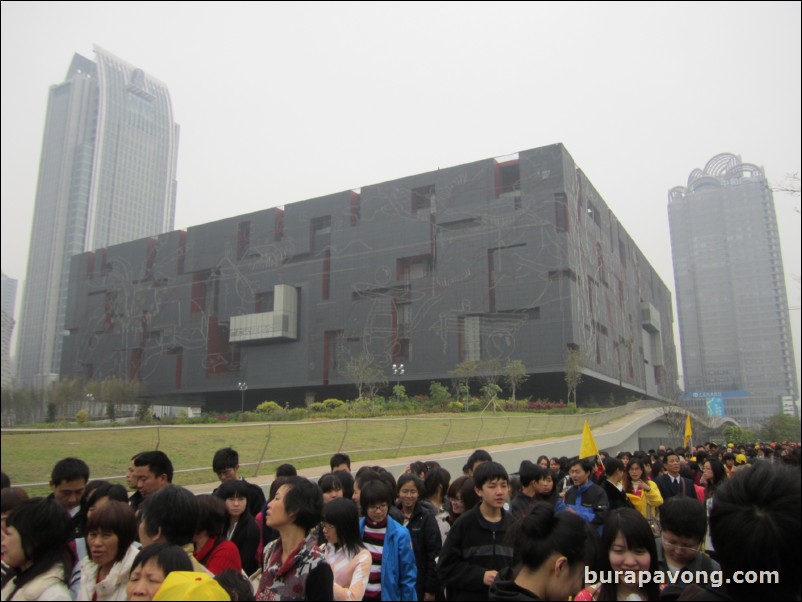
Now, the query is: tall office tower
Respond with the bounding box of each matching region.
[1,272,18,386]
[15,46,179,389]
[669,153,798,427]
[1,272,17,319]
[1,309,13,388]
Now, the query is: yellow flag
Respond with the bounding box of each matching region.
[684,414,693,448]
[579,420,600,459]
[626,492,645,514]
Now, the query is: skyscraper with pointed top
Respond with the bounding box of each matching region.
[16,46,179,388]
[668,153,798,427]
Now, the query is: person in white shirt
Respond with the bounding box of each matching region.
[77,501,140,601]
[322,498,371,601]
[1,498,74,601]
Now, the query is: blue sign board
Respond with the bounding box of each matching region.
[681,390,747,418]
[706,396,725,417]
[681,390,748,400]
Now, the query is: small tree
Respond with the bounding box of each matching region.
[136,401,153,422]
[760,414,802,442]
[106,402,117,424]
[722,425,756,445]
[47,377,83,417]
[392,384,407,403]
[660,406,689,447]
[1,386,39,426]
[476,359,502,389]
[480,383,503,413]
[449,360,477,402]
[100,376,141,419]
[503,359,528,401]
[429,382,451,408]
[342,353,387,401]
[564,347,583,408]
[459,383,470,411]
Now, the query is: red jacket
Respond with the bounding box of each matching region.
[194,536,242,575]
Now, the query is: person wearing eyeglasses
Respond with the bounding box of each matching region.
[323,498,371,601]
[445,476,479,527]
[358,480,417,601]
[656,497,720,600]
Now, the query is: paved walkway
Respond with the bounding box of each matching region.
[184,407,658,495]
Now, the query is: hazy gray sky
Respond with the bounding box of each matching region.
[2,1,800,386]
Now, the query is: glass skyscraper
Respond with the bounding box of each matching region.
[15,46,178,388]
[669,153,798,427]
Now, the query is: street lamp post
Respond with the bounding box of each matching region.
[238,382,247,413]
[392,364,405,402]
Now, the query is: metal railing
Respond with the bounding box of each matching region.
[5,400,665,491]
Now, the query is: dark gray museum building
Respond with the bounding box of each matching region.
[61,144,678,409]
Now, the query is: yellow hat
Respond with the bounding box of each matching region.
[735,454,747,465]
[153,572,230,601]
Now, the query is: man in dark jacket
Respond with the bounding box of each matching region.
[508,461,538,521]
[599,457,633,511]
[655,452,698,501]
[47,457,89,537]
[555,458,609,533]
[437,461,514,601]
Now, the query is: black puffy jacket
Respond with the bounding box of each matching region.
[398,500,442,600]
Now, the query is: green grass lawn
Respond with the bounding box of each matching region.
[1,412,585,496]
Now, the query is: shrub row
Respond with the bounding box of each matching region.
[65,390,602,427]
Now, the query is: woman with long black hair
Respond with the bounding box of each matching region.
[490,501,595,601]
[213,478,260,576]
[445,476,479,526]
[322,498,371,601]
[1,497,74,601]
[575,508,660,601]
[396,474,441,601]
[699,459,727,556]
[624,459,663,520]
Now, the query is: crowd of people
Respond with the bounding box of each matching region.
[0,440,799,601]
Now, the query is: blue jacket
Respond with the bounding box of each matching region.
[555,481,609,533]
[360,515,418,601]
